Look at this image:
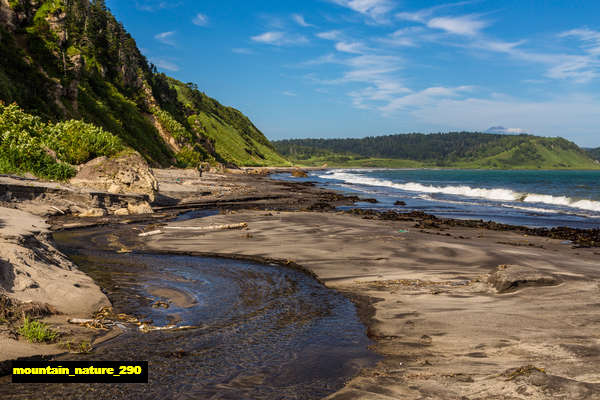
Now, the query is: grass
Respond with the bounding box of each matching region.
[190,112,290,167]
[61,340,93,353]
[18,317,59,343]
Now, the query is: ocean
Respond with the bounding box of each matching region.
[280,169,600,229]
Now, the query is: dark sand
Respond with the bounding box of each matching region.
[3,169,600,399]
[136,171,600,399]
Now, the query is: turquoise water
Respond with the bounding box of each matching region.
[305,169,600,229]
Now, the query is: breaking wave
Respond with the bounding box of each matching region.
[319,170,600,213]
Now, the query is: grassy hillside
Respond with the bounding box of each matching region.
[0,0,289,176]
[587,148,600,161]
[275,133,600,170]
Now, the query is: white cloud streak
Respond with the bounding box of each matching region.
[192,13,208,26]
[154,31,176,46]
[330,0,394,22]
[292,14,314,27]
[251,31,308,46]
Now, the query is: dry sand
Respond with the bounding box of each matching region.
[143,209,600,399]
[0,207,109,362]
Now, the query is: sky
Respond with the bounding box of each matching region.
[105,0,600,147]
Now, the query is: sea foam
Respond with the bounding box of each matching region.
[319,170,600,213]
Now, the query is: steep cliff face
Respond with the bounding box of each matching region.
[0,0,288,168]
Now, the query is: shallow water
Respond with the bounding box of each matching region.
[0,227,376,399]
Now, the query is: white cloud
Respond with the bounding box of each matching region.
[381,86,473,113]
[192,13,208,26]
[251,31,308,46]
[427,15,488,36]
[136,1,182,12]
[396,1,476,23]
[152,58,180,71]
[292,14,314,27]
[316,30,342,41]
[335,41,366,54]
[154,31,176,46]
[330,0,394,22]
[283,91,297,96]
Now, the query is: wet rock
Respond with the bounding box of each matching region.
[291,169,308,178]
[127,202,153,215]
[114,208,129,216]
[70,152,159,201]
[488,265,562,293]
[394,200,407,206]
[361,198,379,203]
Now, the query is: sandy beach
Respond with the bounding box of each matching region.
[1,169,600,399]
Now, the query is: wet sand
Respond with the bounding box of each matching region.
[141,209,600,399]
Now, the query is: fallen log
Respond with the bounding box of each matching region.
[164,222,248,231]
[138,230,163,237]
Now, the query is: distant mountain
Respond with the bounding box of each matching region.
[274,132,600,170]
[485,126,528,134]
[0,0,288,176]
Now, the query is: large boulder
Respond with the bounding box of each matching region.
[70,152,159,201]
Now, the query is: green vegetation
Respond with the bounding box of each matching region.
[0,0,289,173]
[18,317,59,343]
[275,133,600,170]
[587,148,600,161]
[0,103,123,179]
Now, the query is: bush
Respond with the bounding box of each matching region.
[0,103,124,180]
[45,120,124,164]
[152,107,194,144]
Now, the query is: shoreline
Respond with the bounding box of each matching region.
[2,170,600,399]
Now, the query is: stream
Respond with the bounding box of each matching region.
[1,219,377,399]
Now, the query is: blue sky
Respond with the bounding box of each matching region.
[106,1,600,147]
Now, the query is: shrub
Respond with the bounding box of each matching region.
[0,103,124,180]
[45,119,124,164]
[152,107,194,144]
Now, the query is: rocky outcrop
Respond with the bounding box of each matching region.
[70,152,159,201]
[0,0,14,31]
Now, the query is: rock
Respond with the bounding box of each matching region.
[291,169,308,178]
[70,152,159,201]
[127,201,153,215]
[361,198,379,203]
[488,265,562,293]
[114,208,130,216]
[79,208,107,218]
[394,200,407,206]
[108,184,121,194]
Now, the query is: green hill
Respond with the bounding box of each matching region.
[274,133,600,170]
[0,0,288,179]
[587,148,600,161]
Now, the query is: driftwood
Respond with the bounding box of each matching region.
[138,230,163,237]
[68,318,95,324]
[50,206,65,215]
[164,222,248,231]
